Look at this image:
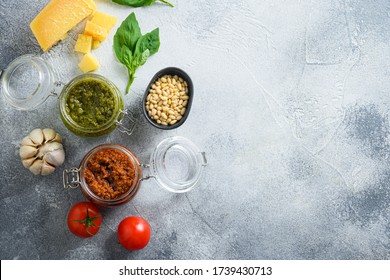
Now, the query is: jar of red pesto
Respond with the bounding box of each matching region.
[63,137,207,207]
[63,144,142,207]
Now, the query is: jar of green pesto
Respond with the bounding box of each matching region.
[59,74,135,137]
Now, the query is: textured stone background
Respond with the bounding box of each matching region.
[1,0,390,259]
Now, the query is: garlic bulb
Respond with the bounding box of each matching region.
[19,128,65,176]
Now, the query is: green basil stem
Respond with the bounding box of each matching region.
[159,0,174,7]
[126,69,135,93]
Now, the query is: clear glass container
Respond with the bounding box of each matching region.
[63,144,142,207]
[1,54,55,110]
[148,136,207,193]
[63,137,207,207]
[1,54,135,137]
[59,74,135,137]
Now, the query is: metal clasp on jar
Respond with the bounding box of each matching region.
[116,110,136,136]
[63,168,81,189]
[201,152,207,166]
[50,81,66,97]
[139,163,156,182]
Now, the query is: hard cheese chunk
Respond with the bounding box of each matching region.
[92,40,101,50]
[91,11,118,30]
[74,34,93,54]
[84,21,109,42]
[30,0,96,51]
[79,53,100,73]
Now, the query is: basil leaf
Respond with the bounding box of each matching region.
[112,0,154,7]
[140,49,150,66]
[112,0,174,8]
[135,28,160,56]
[120,45,133,68]
[113,12,141,60]
[133,49,150,68]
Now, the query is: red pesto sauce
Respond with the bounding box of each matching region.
[84,149,135,200]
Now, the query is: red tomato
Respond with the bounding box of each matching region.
[67,202,102,238]
[118,216,151,250]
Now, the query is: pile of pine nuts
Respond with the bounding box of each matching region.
[145,74,190,126]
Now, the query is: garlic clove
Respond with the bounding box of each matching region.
[29,128,44,144]
[42,128,56,142]
[29,159,43,175]
[22,157,36,168]
[21,136,36,147]
[54,133,62,143]
[20,145,38,159]
[41,161,56,176]
[43,149,65,166]
[37,142,63,158]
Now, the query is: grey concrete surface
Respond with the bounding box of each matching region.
[1,0,390,259]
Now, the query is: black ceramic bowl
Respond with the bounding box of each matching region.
[142,67,194,130]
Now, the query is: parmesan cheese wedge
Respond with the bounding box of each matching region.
[30,0,96,51]
[92,40,101,50]
[78,53,100,73]
[74,34,93,54]
[84,21,109,42]
[91,11,118,31]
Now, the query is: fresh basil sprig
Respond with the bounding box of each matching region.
[113,13,160,94]
[112,0,174,8]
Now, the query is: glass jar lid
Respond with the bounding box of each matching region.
[1,54,55,110]
[149,136,207,193]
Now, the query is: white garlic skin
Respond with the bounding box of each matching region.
[19,128,65,176]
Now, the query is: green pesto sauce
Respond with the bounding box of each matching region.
[65,79,116,128]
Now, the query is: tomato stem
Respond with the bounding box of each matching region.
[73,209,101,236]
